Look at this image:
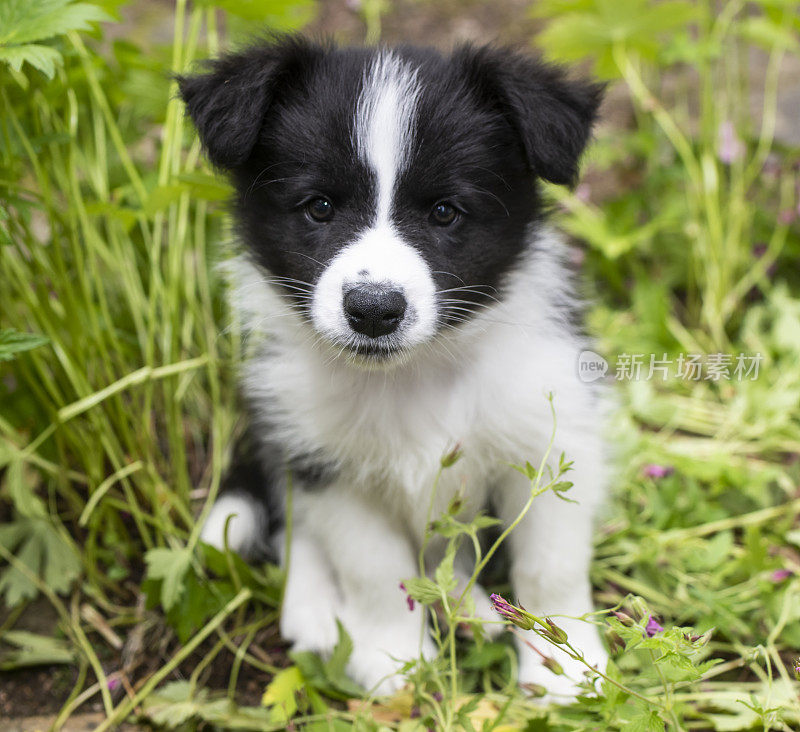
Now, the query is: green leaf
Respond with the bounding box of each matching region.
[401,576,441,605]
[197,699,275,728]
[141,681,206,728]
[0,329,49,362]
[0,0,111,46]
[534,0,697,78]
[195,0,314,27]
[289,623,363,700]
[0,0,111,77]
[434,542,458,595]
[0,630,75,670]
[511,461,539,481]
[461,641,509,670]
[621,710,664,732]
[0,44,61,77]
[737,16,799,51]
[144,547,192,611]
[261,665,304,723]
[4,459,47,518]
[325,620,353,681]
[0,517,81,607]
[165,572,236,644]
[175,172,232,202]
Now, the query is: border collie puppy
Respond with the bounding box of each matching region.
[179,36,608,699]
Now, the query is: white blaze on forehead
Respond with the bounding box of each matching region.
[355,52,421,222]
[308,53,435,356]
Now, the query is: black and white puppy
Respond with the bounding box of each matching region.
[179,36,608,699]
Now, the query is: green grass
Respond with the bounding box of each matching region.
[1,0,800,729]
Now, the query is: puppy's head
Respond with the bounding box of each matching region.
[179,37,602,365]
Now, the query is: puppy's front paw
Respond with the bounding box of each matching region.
[280,570,341,655]
[280,601,340,655]
[516,620,608,704]
[346,622,436,696]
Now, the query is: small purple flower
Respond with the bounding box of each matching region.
[432,691,443,703]
[490,593,524,623]
[399,583,415,611]
[718,121,744,164]
[779,209,796,225]
[794,659,800,680]
[107,677,120,691]
[643,464,673,479]
[410,706,421,719]
[645,616,664,637]
[771,569,793,583]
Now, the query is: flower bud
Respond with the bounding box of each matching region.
[629,597,649,620]
[490,593,536,630]
[440,445,462,468]
[605,630,625,653]
[540,618,569,644]
[542,656,564,675]
[521,683,548,698]
[612,611,635,626]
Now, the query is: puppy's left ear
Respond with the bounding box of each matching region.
[456,46,604,186]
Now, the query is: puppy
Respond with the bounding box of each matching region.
[179,36,608,699]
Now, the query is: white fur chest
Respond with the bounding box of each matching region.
[246,337,486,501]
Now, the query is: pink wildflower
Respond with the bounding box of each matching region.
[771,568,793,583]
[645,616,664,637]
[643,464,673,479]
[718,121,744,164]
[399,582,415,611]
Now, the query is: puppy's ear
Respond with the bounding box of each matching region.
[456,45,604,186]
[177,36,319,169]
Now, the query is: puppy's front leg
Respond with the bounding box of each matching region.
[286,486,434,695]
[495,452,608,701]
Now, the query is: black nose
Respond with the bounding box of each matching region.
[343,286,407,338]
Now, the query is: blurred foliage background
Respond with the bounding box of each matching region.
[1,0,800,729]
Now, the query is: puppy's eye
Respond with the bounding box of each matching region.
[430,201,458,226]
[306,197,334,222]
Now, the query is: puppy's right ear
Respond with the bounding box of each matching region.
[177,36,318,170]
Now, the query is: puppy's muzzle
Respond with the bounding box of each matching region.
[343,285,407,338]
